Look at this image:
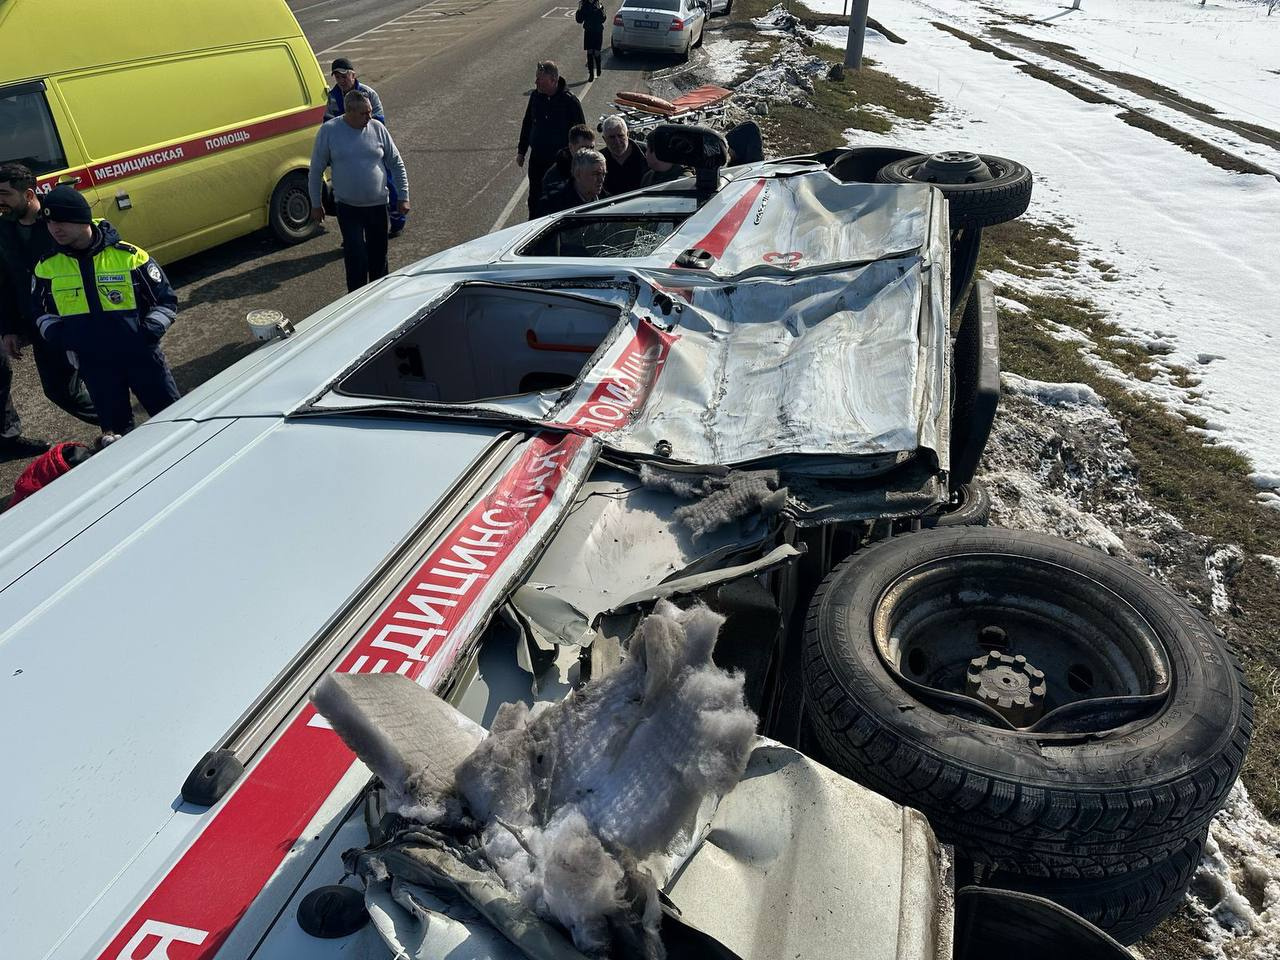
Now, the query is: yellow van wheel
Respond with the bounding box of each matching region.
[270,171,319,244]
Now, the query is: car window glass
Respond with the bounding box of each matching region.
[0,84,68,175]
[621,0,681,11]
[518,216,688,258]
[337,285,622,405]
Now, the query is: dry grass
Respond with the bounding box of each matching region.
[723,11,1280,953]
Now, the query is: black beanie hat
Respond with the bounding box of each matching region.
[331,57,354,73]
[40,185,92,224]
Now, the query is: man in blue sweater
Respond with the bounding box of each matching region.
[309,90,411,292]
[324,58,407,239]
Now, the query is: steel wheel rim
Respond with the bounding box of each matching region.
[870,553,1170,735]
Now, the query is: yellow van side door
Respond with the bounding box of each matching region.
[0,80,102,214]
[52,43,322,264]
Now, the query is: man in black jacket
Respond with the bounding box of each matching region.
[539,124,597,214]
[517,61,585,218]
[0,164,97,454]
[540,149,610,216]
[601,116,648,197]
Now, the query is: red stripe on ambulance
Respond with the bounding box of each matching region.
[36,105,326,193]
[682,178,767,261]
[95,431,587,960]
[563,319,677,434]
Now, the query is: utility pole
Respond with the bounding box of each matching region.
[844,0,869,68]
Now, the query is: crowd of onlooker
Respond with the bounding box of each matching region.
[0,6,697,510]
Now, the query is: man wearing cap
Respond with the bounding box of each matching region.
[309,89,411,292]
[30,186,181,436]
[0,163,98,434]
[324,57,406,239]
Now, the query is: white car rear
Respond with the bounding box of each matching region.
[611,0,707,59]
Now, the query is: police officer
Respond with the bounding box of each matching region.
[31,186,181,436]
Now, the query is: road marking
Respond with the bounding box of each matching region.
[316,0,457,55]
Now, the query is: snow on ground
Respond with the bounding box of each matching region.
[804,0,1280,503]
[899,0,1280,132]
[1190,782,1280,959]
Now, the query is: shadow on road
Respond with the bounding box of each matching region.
[177,245,345,309]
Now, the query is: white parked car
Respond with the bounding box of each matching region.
[611,0,709,60]
[0,133,1248,960]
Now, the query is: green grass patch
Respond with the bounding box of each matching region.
[758,59,941,148]
[1119,110,1273,177]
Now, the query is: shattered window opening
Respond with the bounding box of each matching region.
[336,284,624,405]
[519,216,689,260]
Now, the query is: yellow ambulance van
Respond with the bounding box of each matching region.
[0,0,329,263]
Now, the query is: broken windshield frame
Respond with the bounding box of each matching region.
[517,213,694,260]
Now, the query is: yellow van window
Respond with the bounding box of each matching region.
[59,45,309,161]
[0,81,68,175]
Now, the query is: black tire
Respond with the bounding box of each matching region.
[724,0,732,13]
[802,527,1251,878]
[613,45,627,57]
[966,831,1205,945]
[924,480,991,527]
[694,20,705,47]
[876,153,1032,228]
[269,171,319,244]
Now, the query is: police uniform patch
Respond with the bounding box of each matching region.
[97,273,126,283]
[105,289,124,304]
[146,261,162,282]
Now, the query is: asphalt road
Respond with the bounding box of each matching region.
[2,0,699,494]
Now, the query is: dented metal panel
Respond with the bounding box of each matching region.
[667,742,954,960]
[560,259,946,469]
[653,174,934,277]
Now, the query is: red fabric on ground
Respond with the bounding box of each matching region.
[9,442,86,508]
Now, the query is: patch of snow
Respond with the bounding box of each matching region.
[735,41,830,101]
[1002,372,1102,407]
[1043,319,1093,345]
[812,23,849,47]
[807,0,1280,494]
[1257,555,1280,577]
[887,0,1280,132]
[1186,781,1280,960]
[1206,545,1245,616]
[697,37,757,86]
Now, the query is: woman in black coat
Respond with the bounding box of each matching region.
[576,0,607,80]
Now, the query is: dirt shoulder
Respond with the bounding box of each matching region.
[693,4,1280,956]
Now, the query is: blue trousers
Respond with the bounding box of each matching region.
[78,345,180,434]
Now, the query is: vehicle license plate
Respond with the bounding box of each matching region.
[637,19,660,27]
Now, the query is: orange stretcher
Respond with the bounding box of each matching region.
[613,84,734,118]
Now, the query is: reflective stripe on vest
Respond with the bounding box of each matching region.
[34,236,149,317]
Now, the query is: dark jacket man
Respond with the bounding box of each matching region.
[0,164,97,448]
[540,179,612,216]
[32,188,181,434]
[641,163,693,187]
[576,0,607,79]
[517,63,586,217]
[604,141,648,196]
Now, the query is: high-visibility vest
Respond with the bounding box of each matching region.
[33,224,152,320]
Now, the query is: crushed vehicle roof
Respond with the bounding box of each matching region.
[0,155,960,960]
